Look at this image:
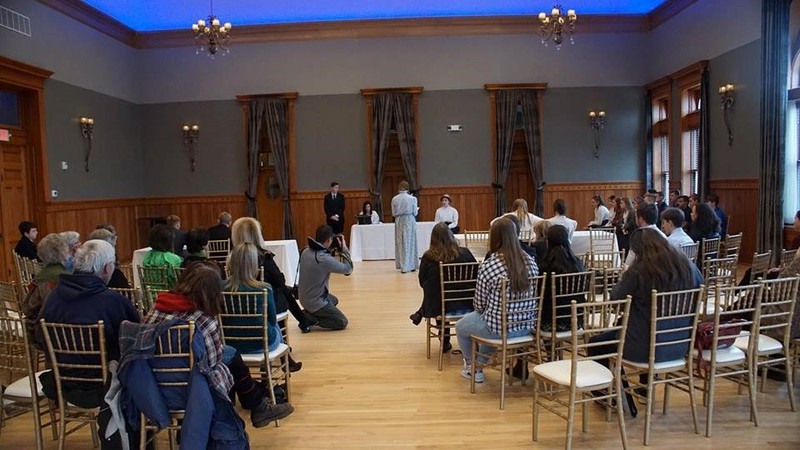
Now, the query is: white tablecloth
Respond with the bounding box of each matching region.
[349,222,437,261]
[571,230,619,256]
[131,240,300,288]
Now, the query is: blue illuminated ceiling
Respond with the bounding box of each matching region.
[81,1,669,32]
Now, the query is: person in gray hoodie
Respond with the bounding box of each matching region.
[297,225,353,331]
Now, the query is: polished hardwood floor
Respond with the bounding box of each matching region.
[2,260,800,449]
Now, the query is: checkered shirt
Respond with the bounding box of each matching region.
[144,308,234,397]
[475,252,539,335]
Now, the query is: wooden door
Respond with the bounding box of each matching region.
[0,127,30,281]
[255,135,284,240]
[381,133,406,223]
[504,129,536,213]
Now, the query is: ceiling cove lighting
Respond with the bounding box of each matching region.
[537,4,576,50]
[191,0,232,58]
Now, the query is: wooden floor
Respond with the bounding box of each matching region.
[2,260,800,449]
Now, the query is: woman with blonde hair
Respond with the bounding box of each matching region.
[409,223,476,352]
[455,217,539,383]
[492,198,542,239]
[231,217,315,334]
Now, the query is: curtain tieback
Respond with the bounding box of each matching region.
[245,191,256,201]
[491,182,504,189]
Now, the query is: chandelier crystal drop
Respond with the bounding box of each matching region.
[191,0,232,58]
[537,4,576,50]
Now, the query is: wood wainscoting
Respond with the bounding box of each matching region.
[709,178,758,263]
[542,181,645,229]
[42,195,247,265]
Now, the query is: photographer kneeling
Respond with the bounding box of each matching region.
[298,225,353,331]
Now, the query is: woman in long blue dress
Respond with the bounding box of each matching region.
[391,180,418,273]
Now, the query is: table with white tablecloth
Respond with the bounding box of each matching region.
[452,230,618,261]
[131,239,300,288]
[349,222,437,261]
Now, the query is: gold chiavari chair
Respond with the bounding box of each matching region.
[207,239,231,263]
[700,237,721,266]
[139,321,195,450]
[620,287,705,445]
[463,230,490,261]
[781,249,797,272]
[723,232,743,260]
[117,264,134,286]
[0,315,56,450]
[734,276,800,410]
[749,251,773,282]
[585,268,624,330]
[427,261,479,371]
[679,242,700,265]
[218,289,290,426]
[39,320,108,449]
[144,287,168,315]
[539,271,594,362]
[469,275,545,410]
[138,266,175,296]
[519,229,535,244]
[0,280,21,317]
[110,287,145,316]
[588,228,617,254]
[13,253,41,298]
[702,257,738,313]
[532,297,632,450]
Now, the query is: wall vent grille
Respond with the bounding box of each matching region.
[0,5,31,37]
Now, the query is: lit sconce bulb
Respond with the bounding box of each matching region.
[87,118,94,125]
[80,117,88,124]
[191,125,200,131]
[538,12,546,20]
[224,22,232,30]
[567,9,576,17]
[599,111,605,117]
[182,125,190,131]
[212,18,220,27]
[198,19,205,27]
[552,7,560,16]
[589,111,596,118]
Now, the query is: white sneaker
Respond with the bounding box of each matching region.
[461,363,485,383]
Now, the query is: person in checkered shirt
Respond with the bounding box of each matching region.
[455,217,539,383]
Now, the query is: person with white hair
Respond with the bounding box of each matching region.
[87,228,130,288]
[21,233,70,342]
[58,230,81,271]
[37,239,140,448]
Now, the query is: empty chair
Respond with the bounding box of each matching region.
[700,237,721,263]
[781,249,797,273]
[750,251,773,282]
[588,227,617,254]
[723,232,743,260]
[532,297,632,450]
[679,242,700,264]
[207,239,231,263]
[0,280,20,317]
[462,230,490,260]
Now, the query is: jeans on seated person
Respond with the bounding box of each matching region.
[455,311,532,364]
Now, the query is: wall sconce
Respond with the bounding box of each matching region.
[79,116,94,172]
[181,124,200,171]
[719,83,735,146]
[588,110,605,158]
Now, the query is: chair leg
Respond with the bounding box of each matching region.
[90,419,99,448]
[425,319,432,360]
[644,375,655,446]
[437,328,445,372]
[140,413,147,450]
[532,377,540,441]
[748,364,760,427]
[705,374,716,437]
[581,394,588,433]
[787,355,797,412]
[687,371,700,435]
[31,397,44,450]
[662,382,671,415]
[470,341,477,394]
[48,400,58,441]
[760,365,767,393]
[615,377,629,450]
[57,400,67,450]
[500,350,507,410]
[566,385,577,450]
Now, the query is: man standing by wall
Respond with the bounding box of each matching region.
[324,182,345,235]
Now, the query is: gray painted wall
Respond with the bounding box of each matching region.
[708,40,762,179]
[44,80,143,200]
[139,101,246,196]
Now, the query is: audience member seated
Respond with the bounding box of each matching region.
[232,217,314,332]
[298,225,353,331]
[87,228,130,288]
[455,218,539,383]
[14,220,39,260]
[677,195,692,228]
[21,233,70,344]
[669,189,680,207]
[143,224,183,286]
[181,227,225,277]
[625,203,666,266]
[434,195,459,233]
[531,220,551,263]
[37,240,141,449]
[547,198,578,242]
[655,191,668,216]
[705,193,728,237]
[538,225,586,333]
[660,207,694,249]
[492,198,542,239]
[409,223,477,353]
[612,197,636,257]
[145,262,294,428]
[687,203,721,243]
[208,211,233,242]
[59,231,81,271]
[358,200,381,225]
[587,195,611,228]
[167,214,188,258]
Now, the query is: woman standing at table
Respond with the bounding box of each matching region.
[392,180,419,273]
[434,194,460,234]
[231,217,315,334]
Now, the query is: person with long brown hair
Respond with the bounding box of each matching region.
[455,218,539,383]
[145,261,294,428]
[409,223,477,351]
[491,198,543,238]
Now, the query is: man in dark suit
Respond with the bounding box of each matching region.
[14,221,39,260]
[166,214,188,258]
[208,211,233,241]
[323,182,346,234]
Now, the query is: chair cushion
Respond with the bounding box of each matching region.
[622,358,686,371]
[693,346,746,363]
[733,334,783,355]
[276,311,289,322]
[475,335,536,346]
[533,360,613,388]
[5,370,46,398]
[241,343,290,364]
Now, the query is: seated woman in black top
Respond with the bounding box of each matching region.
[688,203,721,243]
[409,223,477,353]
[181,228,225,277]
[538,225,585,332]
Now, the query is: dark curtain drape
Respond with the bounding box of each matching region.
[699,68,711,200]
[757,0,792,262]
[644,93,653,191]
[246,99,268,218]
[494,91,518,216]
[393,93,419,192]
[370,94,394,217]
[264,99,294,239]
[519,91,545,217]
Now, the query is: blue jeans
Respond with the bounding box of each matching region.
[455,311,532,364]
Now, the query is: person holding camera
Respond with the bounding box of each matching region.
[297,225,353,331]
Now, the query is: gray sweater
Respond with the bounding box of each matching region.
[298,248,353,313]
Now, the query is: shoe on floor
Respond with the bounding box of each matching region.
[409,312,422,326]
[251,400,294,428]
[461,363,484,383]
[442,341,453,354]
[505,360,529,380]
[288,357,303,373]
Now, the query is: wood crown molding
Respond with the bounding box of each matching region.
[236,92,299,103]
[361,87,424,96]
[0,56,53,89]
[484,83,548,91]
[646,60,708,91]
[709,178,759,190]
[545,181,644,192]
[39,0,697,49]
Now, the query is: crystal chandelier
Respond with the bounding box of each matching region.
[537,4,576,49]
[191,0,232,58]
